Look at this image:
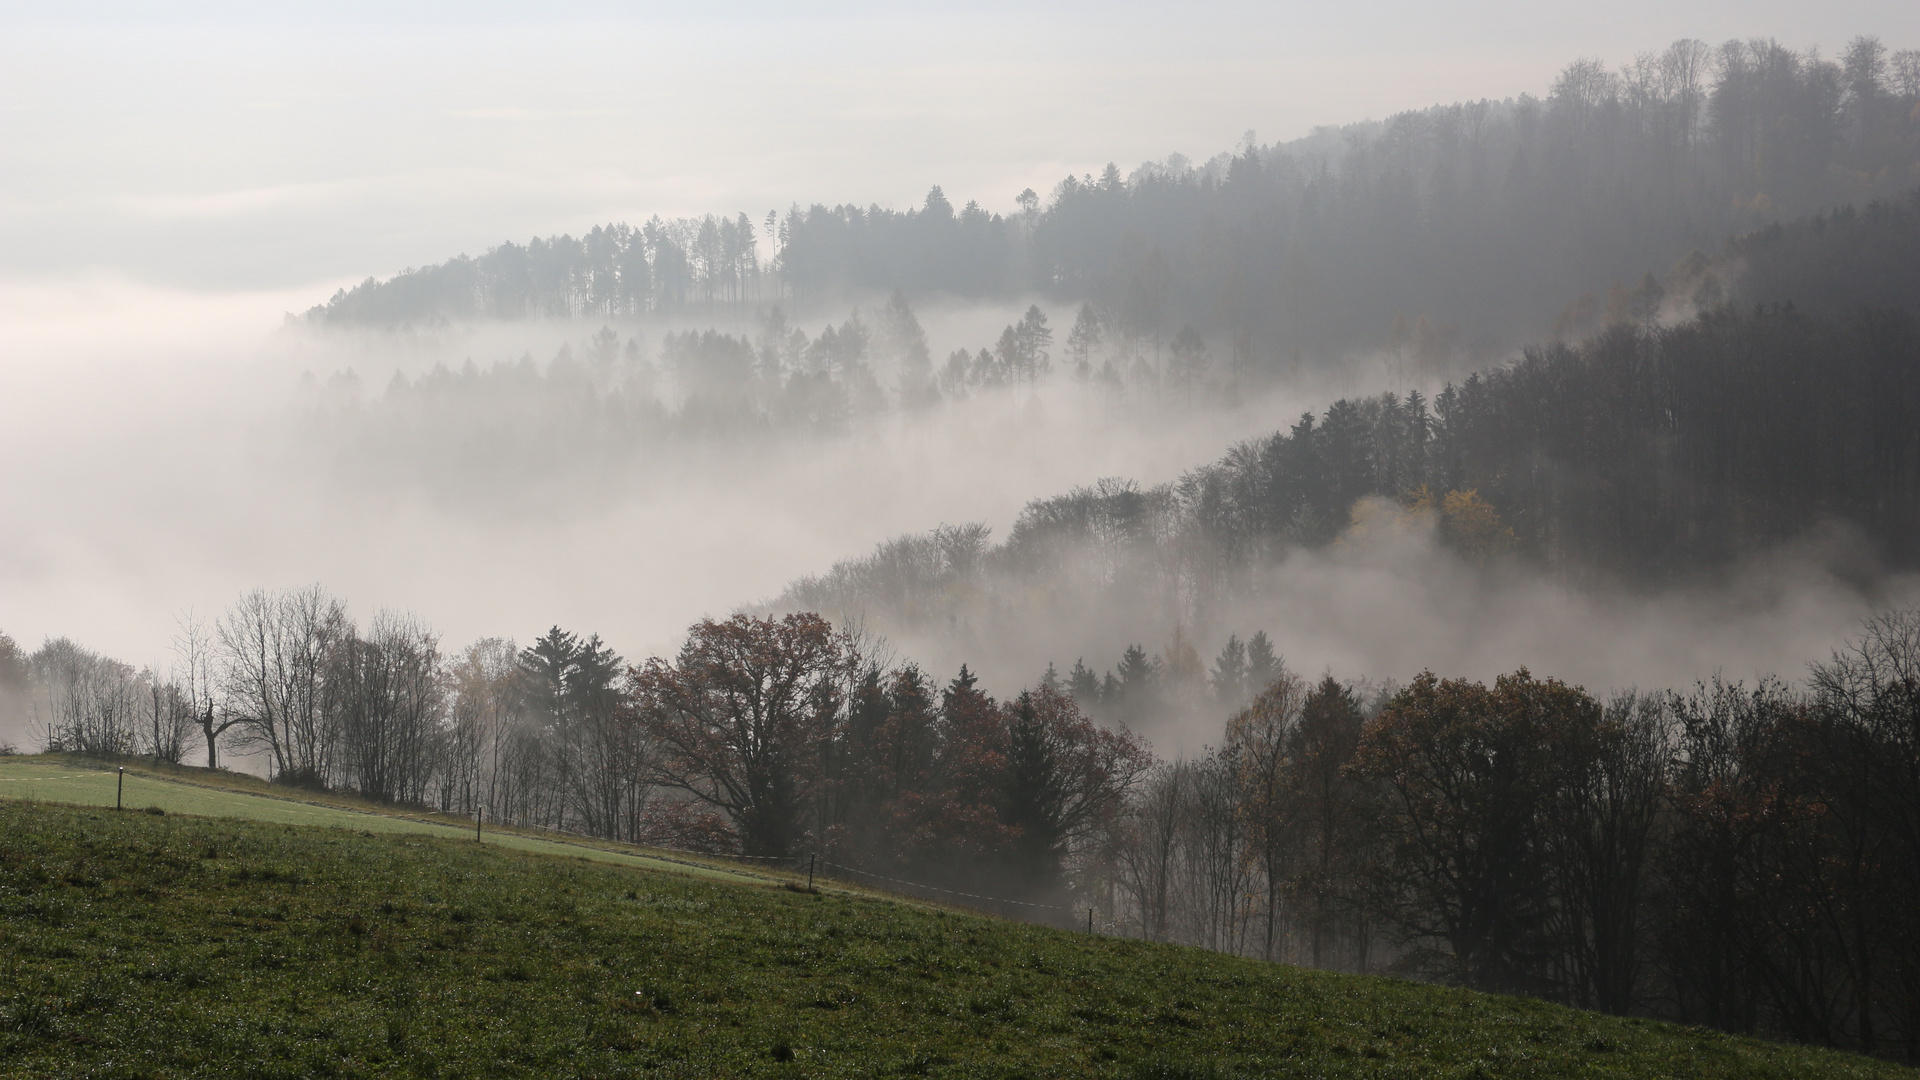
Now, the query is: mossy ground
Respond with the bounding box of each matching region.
[0,793,1910,1077]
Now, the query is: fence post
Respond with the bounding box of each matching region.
[116,767,124,811]
[1088,907,1094,935]
[807,853,816,892]
[475,805,482,843]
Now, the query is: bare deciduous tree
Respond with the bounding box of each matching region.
[217,585,348,782]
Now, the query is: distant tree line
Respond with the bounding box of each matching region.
[303,291,1087,493]
[300,185,1920,515]
[7,602,1920,1061]
[308,37,1920,367]
[308,214,770,324]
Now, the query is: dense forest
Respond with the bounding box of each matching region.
[292,291,1102,504]
[7,597,1920,1062]
[780,212,1920,685]
[297,188,1920,521]
[307,37,1920,367]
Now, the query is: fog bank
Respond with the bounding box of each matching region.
[841,504,1918,754]
[0,279,1298,731]
[5,278,1910,758]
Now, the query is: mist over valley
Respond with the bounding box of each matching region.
[5,10,1920,1071]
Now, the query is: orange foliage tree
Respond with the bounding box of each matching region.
[628,612,854,857]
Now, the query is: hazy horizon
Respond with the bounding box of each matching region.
[6,3,1920,752]
[6,2,1915,292]
[7,275,1914,757]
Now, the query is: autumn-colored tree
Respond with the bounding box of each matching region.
[1007,685,1151,886]
[1158,625,1203,686]
[1440,489,1517,563]
[1544,691,1667,1014]
[1656,678,1818,1034]
[1225,667,1307,959]
[1352,669,1600,992]
[1290,675,1376,970]
[909,665,1014,866]
[898,673,1148,904]
[629,613,852,857]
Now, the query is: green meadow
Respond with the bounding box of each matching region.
[0,758,1909,1078]
[0,757,761,885]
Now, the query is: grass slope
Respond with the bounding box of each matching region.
[0,802,1909,1079]
[0,757,764,885]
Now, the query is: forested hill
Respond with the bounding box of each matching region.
[1729,190,1920,313]
[307,37,1920,367]
[780,193,1920,634]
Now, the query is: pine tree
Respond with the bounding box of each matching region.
[1014,306,1053,378]
[878,289,934,405]
[1116,645,1153,696]
[1210,634,1248,706]
[1066,303,1103,379]
[519,627,581,728]
[1067,658,1101,707]
[1003,692,1065,897]
[1246,631,1278,692]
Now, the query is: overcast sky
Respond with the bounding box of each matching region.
[4,1,1915,295]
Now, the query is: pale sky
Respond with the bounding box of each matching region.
[4,1,1914,294]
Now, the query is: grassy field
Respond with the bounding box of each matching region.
[0,757,767,885]
[0,767,1912,1078]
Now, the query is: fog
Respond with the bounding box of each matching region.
[5,6,1919,748]
[6,273,1914,756]
[10,13,1920,1064]
[827,501,1920,754]
[0,279,1305,743]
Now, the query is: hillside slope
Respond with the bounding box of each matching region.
[0,801,1907,1078]
[0,756,764,886]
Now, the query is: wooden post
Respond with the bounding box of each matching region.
[116,767,124,811]
[807,854,816,892]
[475,805,482,842]
[1088,907,1094,935]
